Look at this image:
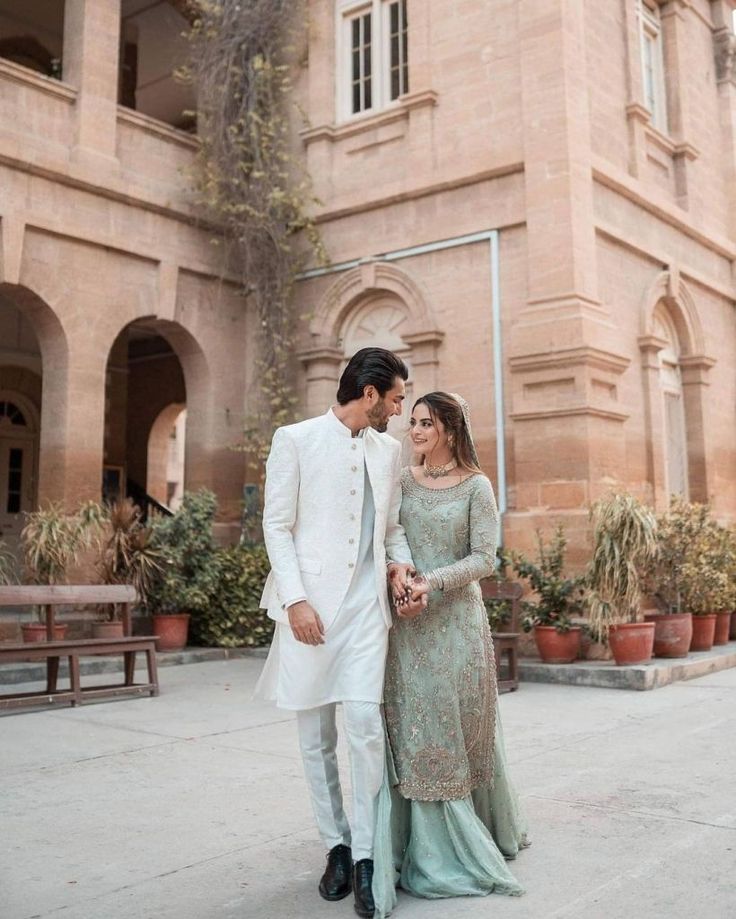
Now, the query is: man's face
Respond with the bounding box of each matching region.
[366,377,406,432]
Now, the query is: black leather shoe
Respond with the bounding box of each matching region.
[352,858,375,918]
[318,844,352,901]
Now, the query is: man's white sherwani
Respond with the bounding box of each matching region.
[256,407,412,709]
[255,407,413,862]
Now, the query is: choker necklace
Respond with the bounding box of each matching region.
[423,459,458,479]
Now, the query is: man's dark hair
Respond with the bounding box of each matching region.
[336,347,409,405]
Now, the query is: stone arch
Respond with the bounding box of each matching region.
[640,269,705,357]
[107,317,212,504]
[147,402,186,509]
[638,269,714,507]
[300,262,444,420]
[0,283,71,505]
[309,261,440,344]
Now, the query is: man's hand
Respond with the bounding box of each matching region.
[287,601,325,645]
[396,591,428,620]
[387,562,415,603]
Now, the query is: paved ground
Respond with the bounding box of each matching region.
[2,658,735,919]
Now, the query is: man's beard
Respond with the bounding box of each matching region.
[367,403,390,432]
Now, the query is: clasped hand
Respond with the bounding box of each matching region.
[388,563,429,620]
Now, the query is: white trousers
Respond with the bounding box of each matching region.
[296,701,384,862]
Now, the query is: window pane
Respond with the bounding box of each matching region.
[6,448,22,513]
[353,80,361,113]
[352,17,360,47]
[8,448,22,470]
[364,12,371,43]
[365,76,372,110]
[352,48,360,81]
[364,42,371,79]
[391,68,400,100]
[390,2,399,32]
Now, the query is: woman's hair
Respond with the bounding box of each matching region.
[337,347,409,405]
[412,391,483,474]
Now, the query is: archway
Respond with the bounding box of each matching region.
[104,317,208,514]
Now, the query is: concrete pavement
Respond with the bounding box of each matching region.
[1,658,735,919]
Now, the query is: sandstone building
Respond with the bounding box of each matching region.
[0,0,735,595]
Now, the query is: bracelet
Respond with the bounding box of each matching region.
[421,569,444,591]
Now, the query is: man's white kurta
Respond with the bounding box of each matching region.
[257,460,386,709]
[254,408,412,710]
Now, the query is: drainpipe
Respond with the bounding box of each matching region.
[297,229,507,542]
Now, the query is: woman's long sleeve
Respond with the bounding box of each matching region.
[425,477,499,591]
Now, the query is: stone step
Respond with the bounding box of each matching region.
[519,641,736,690]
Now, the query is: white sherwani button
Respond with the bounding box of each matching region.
[349,538,355,544]
[352,443,357,450]
[351,489,356,495]
[348,562,354,568]
[352,465,358,472]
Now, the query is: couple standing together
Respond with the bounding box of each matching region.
[256,348,529,918]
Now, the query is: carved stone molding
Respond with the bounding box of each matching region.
[714,27,736,85]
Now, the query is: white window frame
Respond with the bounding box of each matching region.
[638,0,669,134]
[336,0,409,122]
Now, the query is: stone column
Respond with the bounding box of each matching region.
[638,335,668,510]
[38,340,107,508]
[298,346,344,418]
[712,1,736,237]
[508,1,630,551]
[63,0,121,169]
[679,355,716,504]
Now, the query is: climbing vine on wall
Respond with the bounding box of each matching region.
[184,0,325,474]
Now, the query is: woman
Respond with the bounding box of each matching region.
[373,392,529,916]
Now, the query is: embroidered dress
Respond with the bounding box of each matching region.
[373,469,529,915]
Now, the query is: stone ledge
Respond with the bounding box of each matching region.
[519,642,736,691]
[0,646,268,686]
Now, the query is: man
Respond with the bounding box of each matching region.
[256,348,427,918]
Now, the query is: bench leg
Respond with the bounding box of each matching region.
[147,646,160,697]
[124,651,136,686]
[69,655,82,706]
[46,655,59,694]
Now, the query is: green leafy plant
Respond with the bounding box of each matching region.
[586,492,658,638]
[190,544,273,647]
[509,527,585,634]
[0,539,17,586]
[96,499,165,620]
[148,490,221,616]
[21,501,106,586]
[643,497,733,616]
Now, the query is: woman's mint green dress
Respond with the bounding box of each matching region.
[373,470,529,916]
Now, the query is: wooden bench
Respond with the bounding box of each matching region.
[482,579,523,693]
[0,585,159,711]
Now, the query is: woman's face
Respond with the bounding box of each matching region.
[409,403,449,458]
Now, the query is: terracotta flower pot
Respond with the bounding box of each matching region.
[643,612,692,658]
[152,613,190,652]
[730,611,736,641]
[608,622,655,666]
[21,622,68,642]
[690,614,717,652]
[533,625,581,664]
[92,621,125,639]
[713,611,731,646]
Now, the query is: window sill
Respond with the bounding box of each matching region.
[301,89,438,146]
[116,106,200,150]
[625,103,699,162]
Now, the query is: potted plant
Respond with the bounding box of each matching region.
[712,524,736,646]
[511,527,586,664]
[641,497,695,657]
[189,543,272,647]
[19,501,106,641]
[94,498,164,638]
[148,489,221,651]
[587,493,658,666]
[669,502,728,652]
